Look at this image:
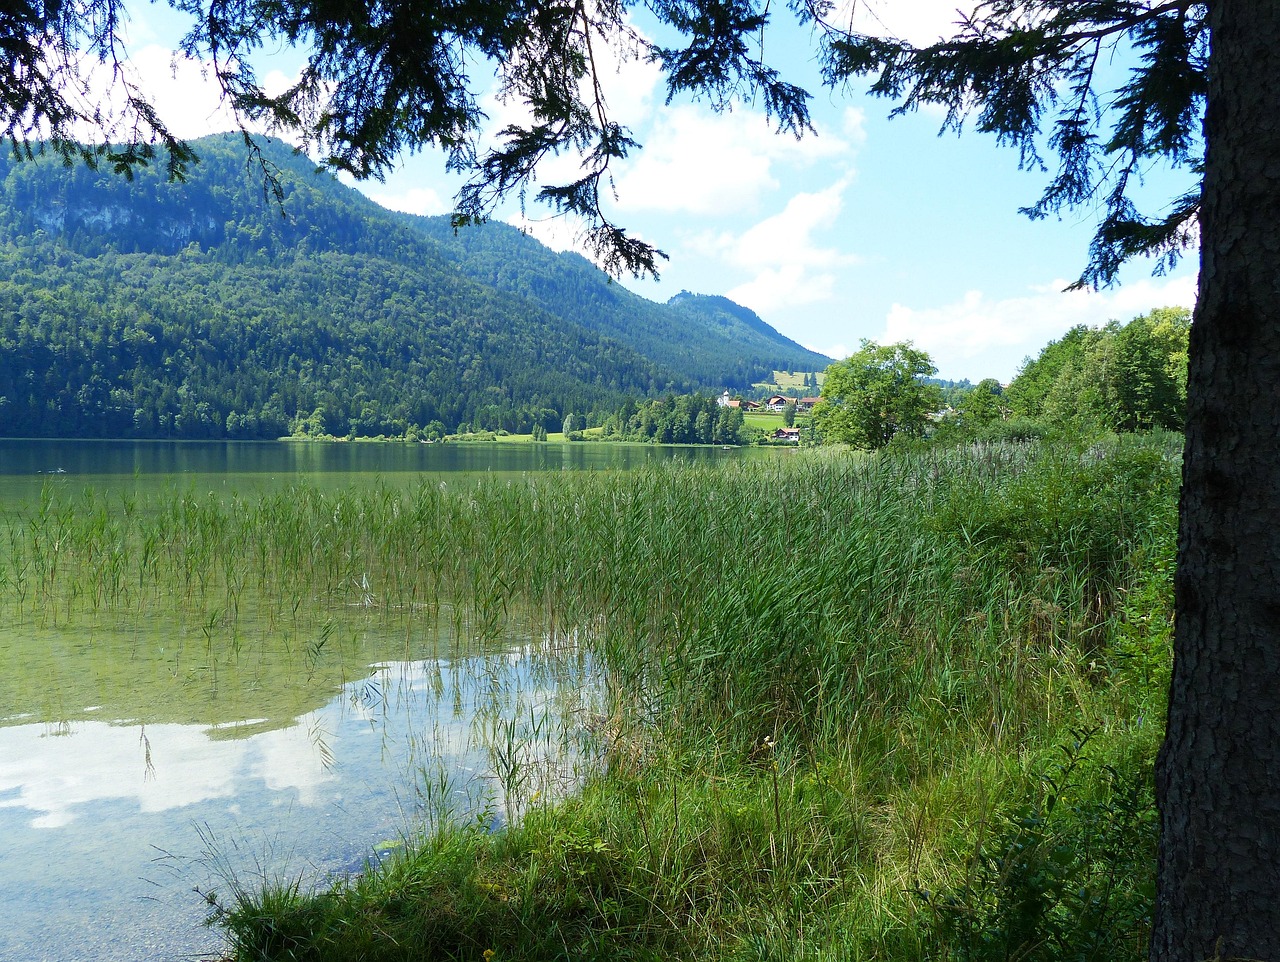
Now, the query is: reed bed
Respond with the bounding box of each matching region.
[0,435,1179,960]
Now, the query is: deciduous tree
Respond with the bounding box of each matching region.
[812,340,940,449]
[960,377,1003,427]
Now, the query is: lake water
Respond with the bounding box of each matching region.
[0,437,757,500]
[0,439,749,962]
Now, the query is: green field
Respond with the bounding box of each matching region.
[754,369,826,393]
[742,410,790,432]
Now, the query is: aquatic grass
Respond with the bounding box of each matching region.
[0,435,1180,960]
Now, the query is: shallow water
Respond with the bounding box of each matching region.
[0,437,759,504]
[0,619,595,962]
[0,440,639,962]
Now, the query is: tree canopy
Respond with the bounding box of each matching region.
[4,0,1205,284]
[812,340,940,449]
[1004,307,1190,432]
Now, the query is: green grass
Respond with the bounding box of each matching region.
[742,410,788,431]
[754,370,825,393]
[743,410,811,441]
[0,435,1178,962]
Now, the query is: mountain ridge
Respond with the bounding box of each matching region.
[0,134,829,439]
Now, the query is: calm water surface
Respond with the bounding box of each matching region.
[0,437,760,501]
[0,439,729,962]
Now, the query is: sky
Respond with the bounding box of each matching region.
[111,0,1199,383]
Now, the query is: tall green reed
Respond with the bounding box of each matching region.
[179,434,1180,961]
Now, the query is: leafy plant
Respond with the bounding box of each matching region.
[922,732,1157,962]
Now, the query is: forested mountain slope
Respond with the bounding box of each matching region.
[401,215,829,388]
[0,134,827,439]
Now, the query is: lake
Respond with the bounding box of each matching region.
[0,439,757,962]
[0,437,759,500]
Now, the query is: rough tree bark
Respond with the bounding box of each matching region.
[1154,1,1280,958]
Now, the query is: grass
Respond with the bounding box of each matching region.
[742,410,788,432]
[742,410,812,436]
[0,435,1178,961]
[753,370,825,394]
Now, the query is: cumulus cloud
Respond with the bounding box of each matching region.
[842,107,868,144]
[839,0,973,45]
[877,273,1198,381]
[365,186,452,217]
[809,341,850,361]
[504,213,588,254]
[71,44,306,147]
[614,107,852,216]
[676,178,860,314]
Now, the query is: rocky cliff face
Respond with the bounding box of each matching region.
[31,199,220,249]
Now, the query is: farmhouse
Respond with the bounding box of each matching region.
[717,391,761,410]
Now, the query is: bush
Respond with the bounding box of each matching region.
[922,732,1157,962]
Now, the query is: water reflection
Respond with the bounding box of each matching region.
[0,437,756,479]
[0,642,596,962]
[0,441,636,961]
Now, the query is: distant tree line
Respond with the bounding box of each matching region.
[807,308,1191,451]
[1001,307,1190,433]
[597,394,746,444]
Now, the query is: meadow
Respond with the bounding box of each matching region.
[0,435,1177,960]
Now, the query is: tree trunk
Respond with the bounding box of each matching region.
[1153,1,1280,958]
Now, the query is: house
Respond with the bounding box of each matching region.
[717,391,761,411]
[764,394,798,412]
[796,396,822,413]
[773,427,801,443]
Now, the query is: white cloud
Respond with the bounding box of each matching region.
[731,264,839,313]
[808,341,850,360]
[365,186,452,217]
[680,179,859,314]
[121,47,244,139]
[70,44,308,147]
[842,107,868,144]
[839,0,973,45]
[878,273,1198,381]
[614,106,852,216]
[504,213,586,254]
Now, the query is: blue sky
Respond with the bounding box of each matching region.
[117,0,1198,383]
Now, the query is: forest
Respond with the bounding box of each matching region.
[921,307,1192,445]
[0,135,828,440]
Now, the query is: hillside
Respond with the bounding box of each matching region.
[0,134,828,439]
[400,215,829,389]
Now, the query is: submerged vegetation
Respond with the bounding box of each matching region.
[0,436,1177,959]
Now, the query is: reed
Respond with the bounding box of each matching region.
[0,434,1178,960]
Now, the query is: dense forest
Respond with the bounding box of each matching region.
[1002,307,1190,432]
[0,135,828,439]
[930,307,1192,442]
[595,393,747,444]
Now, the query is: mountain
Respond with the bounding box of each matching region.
[399,216,828,389]
[0,134,829,439]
